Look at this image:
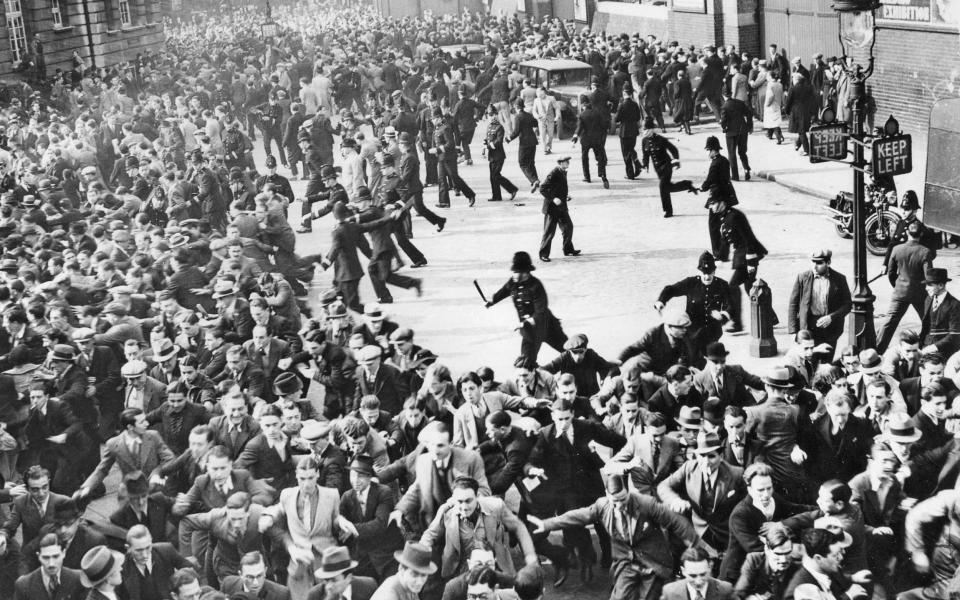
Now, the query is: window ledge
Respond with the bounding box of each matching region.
[120,24,146,32]
[52,25,74,33]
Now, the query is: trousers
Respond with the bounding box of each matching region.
[403,191,442,226]
[725,134,750,179]
[437,155,474,206]
[488,156,517,201]
[620,136,639,178]
[519,310,568,365]
[540,211,574,259]
[581,141,607,180]
[876,291,927,352]
[518,144,539,185]
[368,255,418,303]
[656,166,693,213]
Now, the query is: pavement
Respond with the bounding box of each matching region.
[82,115,949,600]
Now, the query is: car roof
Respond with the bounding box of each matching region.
[519,59,592,71]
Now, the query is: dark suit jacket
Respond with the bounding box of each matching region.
[896,375,959,416]
[619,324,692,375]
[213,362,266,401]
[13,567,84,600]
[660,577,736,600]
[1,493,70,546]
[354,362,409,415]
[887,240,933,299]
[24,524,106,571]
[920,292,960,356]
[221,576,291,600]
[305,577,378,600]
[734,552,799,600]
[788,268,852,340]
[327,221,371,283]
[907,437,960,496]
[692,364,763,408]
[23,400,87,459]
[314,443,349,494]
[783,565,855,600]
[109,494,173,543]
[242,337,292,382]
[81,430,175,492]
[340,483,402,574]
[209,414,262,460]
[848,471,903,528]
[657,461,746,548]
[234,433,296,492]
[172,468,273,516]
[166,266,215,313]
[119,542,192,600]
[720,494,814,582]
[145,401,210,455]
[799,413,871,486]
[478,426,535,496]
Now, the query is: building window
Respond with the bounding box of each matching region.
[5,0,27,63]
[119,0,133,26]
[51,0,66,27]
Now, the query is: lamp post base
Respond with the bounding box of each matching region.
[847,292,877,351]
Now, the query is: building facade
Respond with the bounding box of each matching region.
[0,0,165,79]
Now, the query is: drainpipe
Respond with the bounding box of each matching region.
[81,0,97,69]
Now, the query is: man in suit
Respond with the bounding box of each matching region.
[178,491,278,583]
[847,348,907,413]
[393,422,490,535]
[306,546,379,600]
[157,424,215,495]
[213,346,266,402]
[783,528,870,600]
[221,551,292,600]
[607,411,683,496]
[121,360,167,414]
[319,200,371,314]
[915,381,953,453]
[899,351,956,415]
[536,475,701,600]
[537,155,580,261]
[477,411,535,498]
[109,471,173,545]
[71,327,122,443]
[13,532,84,600]
[234,404,296,495]
[291,328,356,419]
[339,457,403,581]
[171,445,273,517]
[540,333,617,399]
[692,342,764,408]
[849,443,904,588]
[721,406,761,468]
[661,546,736,600]
[120,525,192,600]
[877,221,935,352]
[165,247,215,314]
[883,329,922,381]
[242,325,292,395]
[719,463,814,583]
[209,392,262,460]
[572,98,609,188]
[260,456,352,600]
[733,524,800,600]
[420,476,537,580]
[788,249,852,361]
[23,500,106,572]
[799,390,872,488]
[524,398,625,574]
[300,420,348,493]
[658,431,746,553]
[920,267,960,356]
[78,408,175,500]
[354,345,409,415]
[0,466,69,555]
[144,382,210,455]
[22,383,90,494]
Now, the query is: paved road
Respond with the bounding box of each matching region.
[86,119,956,598]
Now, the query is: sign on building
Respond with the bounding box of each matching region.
[879,0,959,26]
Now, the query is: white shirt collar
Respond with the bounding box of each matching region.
[752,498,776,519]
[137,554,153,575]
[215,476,234,494]
[686,582,708,599]
[802,556,833,591]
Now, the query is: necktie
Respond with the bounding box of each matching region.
[230,427,240,449]
[169,411,184,442]
[615,509,629,542]
[715,370,724,393]
[131,439,142,467]
[704,474,715,506]
[49,575,59,597]
[651,442,660,472]
[877,478,890,509]
[695,587,705,600]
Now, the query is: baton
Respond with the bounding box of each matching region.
[473,279,488,304]
[868,272,885,284]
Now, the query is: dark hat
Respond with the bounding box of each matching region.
[591,76,600,85]
[704,136,722,151]
[380,153,396,167]
[398,132,413,144]
[411,349,438,369]
[297,130,311,142]
[229,167,243,180]
[697,251,716,273]
[273,371,303,396]
[564,333,588,350]
[705,342,729,360]
[50,344,77,362]
[332,201,351,221]
[810,248,833,262]
[556,155,571,164]
[677,406,702,430]
[348,456,376,477]
[320,165,337,179]
[265,155,278,168]
[694,431,724,454]
[762,366,797,389]
[925,268,951,285]
[341,138,358,149]
[394,542,438,575]
[314,547,358,580]
[190,149,205,163]
[356,186,372,200]
[702,397,724,426]
[122,471,149,496]
[53,499,82,523]
[901,190,920,210]
[511,251,535,273]
[643,116,656,129]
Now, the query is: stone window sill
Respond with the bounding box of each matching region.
[52,25,74,33]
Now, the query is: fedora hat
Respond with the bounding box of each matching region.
[364,302,386,320]
[168,233,190,248]
[858,348,882,373]
[925,268,951,285]
[885,412,922,443]
[79,545,124,588]
[273,372,303,396]
[53,499,82,524]
[694,431,724,454]
[348,456,376,478]
[300,420,333,442]
[511,251,535,273]
[211,279,238,299]
[394,542,437,575]
[50,344,77,362]
[704,342,729,361]
[763,366,796,389]
[410,349,438,369]
[155,339,178,363]
[314,546,358,580]
[677,406,702,430]
[813,516,853,548]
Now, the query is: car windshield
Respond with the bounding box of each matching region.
[546,69,590,88]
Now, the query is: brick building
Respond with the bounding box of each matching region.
[0,0,166,79]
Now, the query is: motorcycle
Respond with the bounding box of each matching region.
[824,183,902,256]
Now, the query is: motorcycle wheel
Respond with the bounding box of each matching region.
[865,211,903,256]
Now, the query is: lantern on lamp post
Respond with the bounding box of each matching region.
[833,0,881,351]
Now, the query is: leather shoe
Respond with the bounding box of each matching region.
[468,196,476,208]
[412,279,423,297]
[564,249,581,256]
[553,565,569,588]
[745,170,751,181]
[539,255,551,262]
[509,190,518,202]
[437,218,446,232]
[663,211,673,218]
[296,226,312,233]
[582,178,591,183]
[602,178,609,189]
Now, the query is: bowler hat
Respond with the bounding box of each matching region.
[394,542,438,575]
[273,372,303,396]
[693,431,723,454]
[925,268,951,285]
[53,499,82,524]
[79,545,123,588]
[704,342,729,361]
[398,132,414,144]
[704,136,722,151]
[697,251,716,273]
[314,546,359,580]
[348,456,376,478]
[320,165,337,179]
[511,251,535,273]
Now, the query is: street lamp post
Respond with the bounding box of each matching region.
[834,0,881,351]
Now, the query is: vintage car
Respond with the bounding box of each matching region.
[440,44,488,63]
[518,58,592,138]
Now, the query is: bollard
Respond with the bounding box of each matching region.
[749,279,778,358]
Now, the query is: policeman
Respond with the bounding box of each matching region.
[640,116,697,218]
[297,129,327,233]
[378,153,427,268]
[431,107,475,208]
[301,165,349,228]
[256,155,294,205]
[484,104,518,202]
[883,190,941,269]
[707,194,768,332]
[655,251,733,355]
[698,136,738,259]
[485,251,569,364]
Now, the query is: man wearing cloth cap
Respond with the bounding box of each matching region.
[540,333,617,398]
[485,251,568,364]
[656,251,733,362]
[658,431,746,554]
[537,155,581,262]
[619,309,693,375]
[788,249,851,361]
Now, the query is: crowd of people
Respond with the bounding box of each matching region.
[0,2,953,600]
